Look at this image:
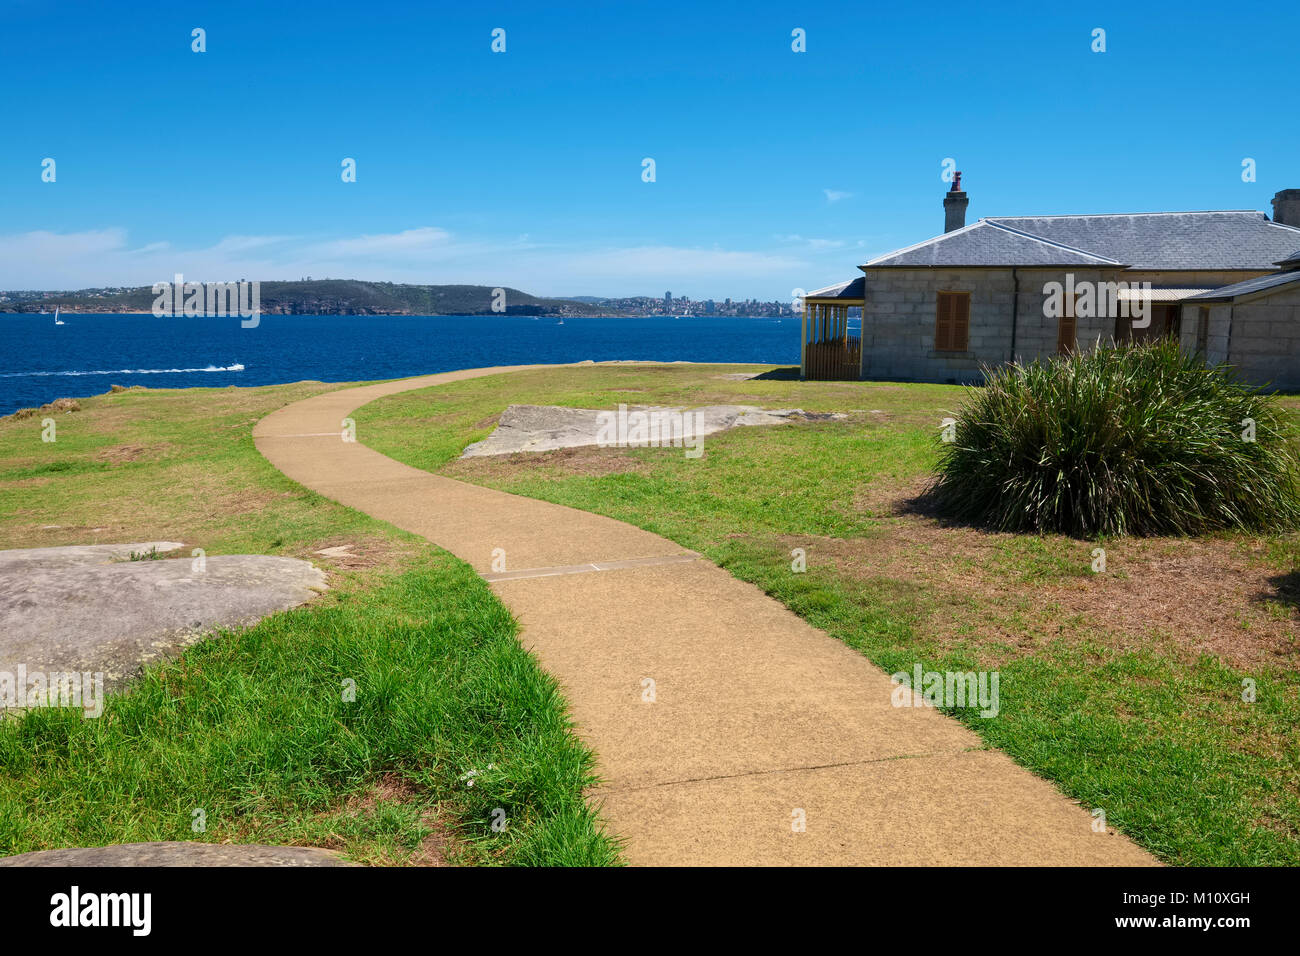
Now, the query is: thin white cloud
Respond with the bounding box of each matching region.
[209,234,302,253]
[823,189,853,203]
[305,227,453,259]
[775,234,845,250]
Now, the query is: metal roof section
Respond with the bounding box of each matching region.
[1184,270,1300,302]
[1114,287,1217,302]
[804,277,865,300]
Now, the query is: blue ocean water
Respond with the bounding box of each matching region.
[0,313,804,414]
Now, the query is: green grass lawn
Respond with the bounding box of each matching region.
[358,362,1300,866]
[0,383,619,866]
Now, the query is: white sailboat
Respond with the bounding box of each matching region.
[54,306,65,326]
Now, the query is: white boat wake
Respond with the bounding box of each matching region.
[0,364,246,378]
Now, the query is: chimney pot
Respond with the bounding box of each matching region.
[943,172,969,233]
[1272,189,1300,228]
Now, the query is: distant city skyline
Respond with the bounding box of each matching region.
[0,283,801,318]
[2,0,1296,298]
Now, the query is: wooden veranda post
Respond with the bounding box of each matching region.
[800,297,808,379]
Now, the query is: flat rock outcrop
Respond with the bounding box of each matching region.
[462,403,843,457]
[0,842,352,867]
[0,543,327,701]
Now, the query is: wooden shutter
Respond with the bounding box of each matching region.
[952,293,969,350]
[935,292,970,352]
[1196,306,1209,353]
[935,293,952,351]
[1057,293,1077,353]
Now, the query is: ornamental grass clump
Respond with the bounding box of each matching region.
[931,340,1300,536]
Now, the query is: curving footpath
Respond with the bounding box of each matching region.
[255,364,1156,866]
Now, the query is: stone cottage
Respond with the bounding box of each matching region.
[801,180,1300,389]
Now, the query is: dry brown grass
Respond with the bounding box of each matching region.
[785,481,1300,671]
[2,397,82,422]
[296,533,420,574]
[323,774,455,867]
[94,442,175,464]
[443,444,652,481]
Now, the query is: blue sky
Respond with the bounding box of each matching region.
[2,0,1296,299]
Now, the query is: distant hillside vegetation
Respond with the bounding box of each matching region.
[0,280,623,316]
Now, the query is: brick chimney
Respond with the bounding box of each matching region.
[944,172,969,233]
[1272,189,1300,228]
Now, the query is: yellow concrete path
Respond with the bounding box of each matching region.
[255,365,1156,866]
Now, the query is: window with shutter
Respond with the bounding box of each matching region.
[935,291,970,352]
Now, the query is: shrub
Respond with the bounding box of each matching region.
[931,341,1300,536]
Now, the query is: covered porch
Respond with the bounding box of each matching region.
[1113,286,1215,344]
[801,277,864,380]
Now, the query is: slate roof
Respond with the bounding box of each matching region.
[1277,249,1300,268]
[864,220,1119,268]
[863,211,1300,271]
[804,276,865,300]
[1183,270,1300,302]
